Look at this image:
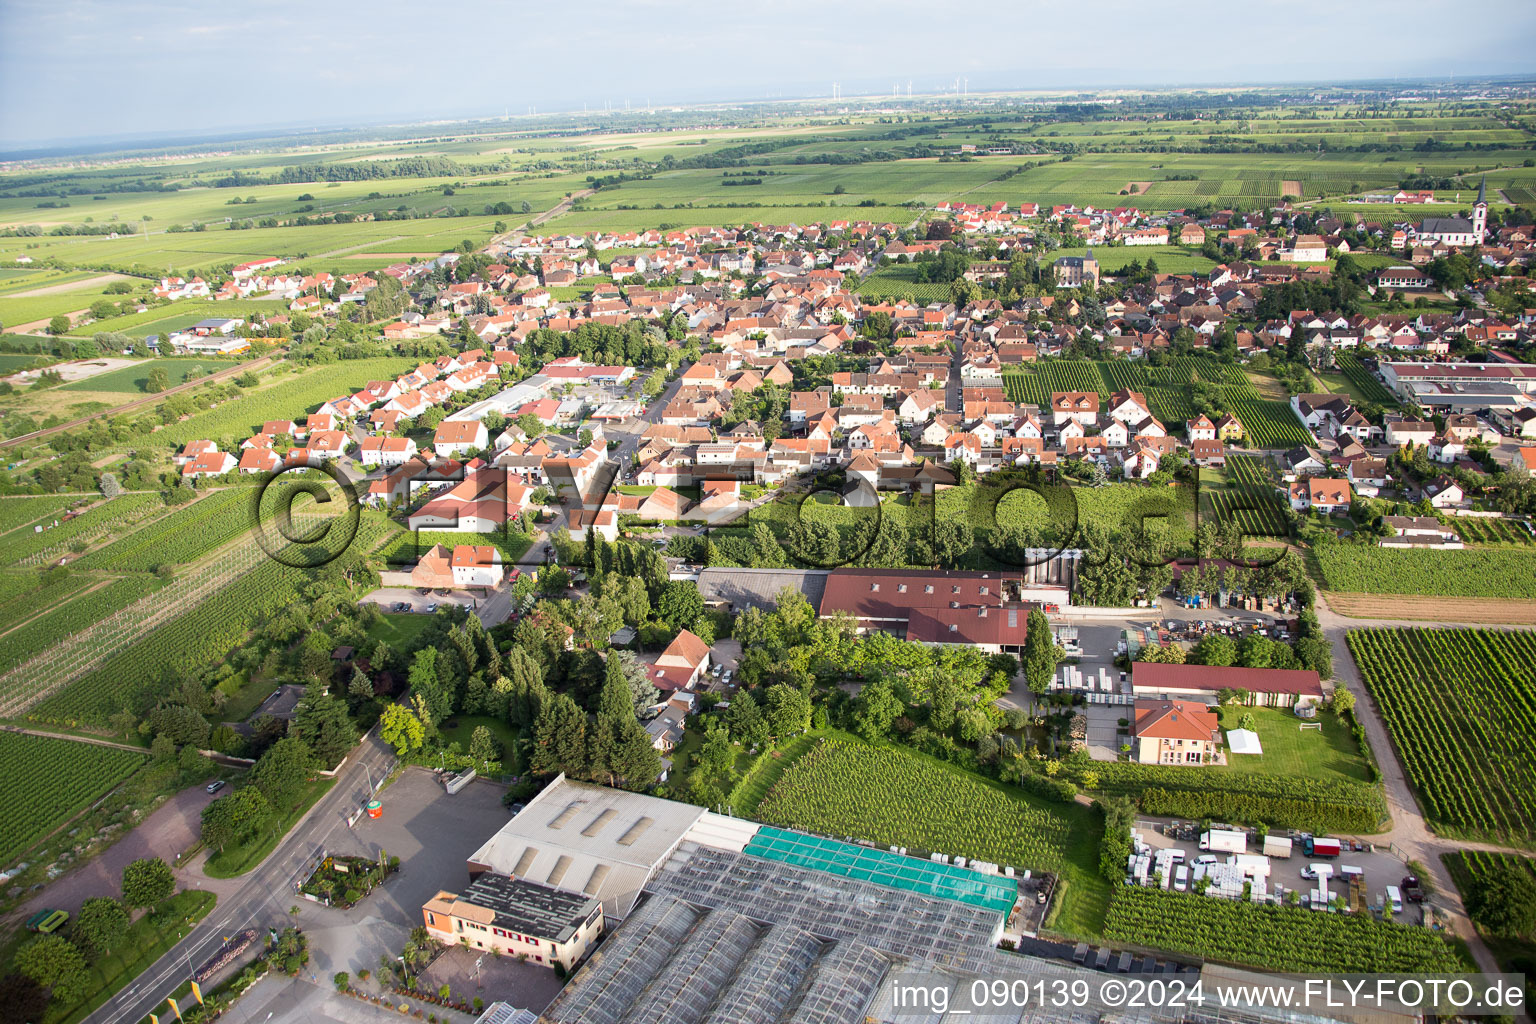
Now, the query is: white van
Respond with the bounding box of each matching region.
[1384,885,1403,914]
[1174,866,1190,892]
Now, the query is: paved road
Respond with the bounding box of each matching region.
[84,731,398,1024]
[610,361,689,470]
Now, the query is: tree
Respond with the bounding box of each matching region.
[48,314,70,336]
[14,936,88,1003]
[145,367,171,393]
[251,737,312,809]
[1466,866,1536,937]
[764,684,812,738]
[656,581,704,630]
[607,726,663,792]
[380,703,425,754]
[200,786,273,852]
[852,677,903,741]
[530,693,587,777]
[1022,610,1059,695]
[1330,685,1356,716]
[1190,633,1236,667]
[72,898,129,960]
[725,690,770,748]
[121,857,174,909]
[290,682,356,769]
[468,725,502,767]
[689,724,737,807]
[98,472,121,498]
[0,973,50,1024]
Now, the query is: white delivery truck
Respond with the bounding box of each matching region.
[1384,885,1403,914]
[1200,828,1247,854]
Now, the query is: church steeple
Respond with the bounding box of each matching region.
[1473,175,1488,244]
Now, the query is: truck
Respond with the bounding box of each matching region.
[1200,829,1247,854]
[1262,835,1293,859]
[1401,875,1426,904]
[1303,836,1342,858]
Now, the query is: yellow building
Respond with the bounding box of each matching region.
[423,873,603,972]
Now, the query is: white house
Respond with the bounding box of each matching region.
[358,436,419,467]
[450,545,504,587]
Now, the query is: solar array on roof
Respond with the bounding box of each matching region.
[743,826,1018,915]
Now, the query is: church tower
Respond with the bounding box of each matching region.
[1473,175,1487,244]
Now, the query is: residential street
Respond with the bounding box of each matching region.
[85,732,399,1024]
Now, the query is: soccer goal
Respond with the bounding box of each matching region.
[1298,723,1323,732]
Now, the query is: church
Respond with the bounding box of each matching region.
[1414,177,1487,248]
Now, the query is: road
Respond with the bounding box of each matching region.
[609,360,689,470]
[0,355,275,451]
[84,731,398,1024]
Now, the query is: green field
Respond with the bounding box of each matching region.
[365,611,436,647]
[1213,705,1373,784]
[0,731,145,863]
[57,357,237,393]
[1315,545,1536,599]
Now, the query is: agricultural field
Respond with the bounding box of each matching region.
[72,487,254,572]
[377,526,534,567]
[1103,887,1465,973]
[0,573,159,674]
[1347,628,1536,848]
[1452,516,1535,546]
[1443,852,1536,983]
[855,265,957,303]
[1203,455,1291,541]
[1329,350,1400,408]
[1085,761,1386,833]
[55,357,238,393]
[0,495,82,535]
[753,735,1110,936]
[63,299,292,339]
[0,731,145,864]
[1315,545,1536,599]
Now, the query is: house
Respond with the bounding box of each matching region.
[1186,414,1216,441]
[182,449,236,479]
[238,448,282,474]
[1215,413,1245,442]
[1284,477,1352,514]
[451,545,504,587]
[1050,391,1100,426]
[1132,662,1323,709]
[408,469,529,533]
[307,430,349,461]
[1384,419,1437,447]
[1380,515,1462,548]
[1189,439,1226,466]
[566,507,619,543]
[1422,475,1465,508]
[174,439,219,467]
[1132,700,1221,766]
[422,874,603,973]
[648,628,711,693]
[1428,434,1466,464]
[357,436,418,467]
[1345,457,1388,496]
[1280,445,1327,479]
[434,420,490,458]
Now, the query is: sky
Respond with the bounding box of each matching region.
[2,0,1535,150]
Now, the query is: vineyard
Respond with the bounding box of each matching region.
[0,492,165,567]
[1084,761,1386,833]
[0,732,145,864]
[73,487,255,572]
[1452,516,1535,546]
[1332,350,1400,407]
[1347,628,1536,847]
[1000,359,1310,447]
[0,496,79,536]
[0,574,160,674]
[754,737,1076,871]
[1102,887,1464,973]
[1443,851,1536,975]
[1204,455,1290,540]
[1315,544,1536,599]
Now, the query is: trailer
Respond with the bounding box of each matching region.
[1262,835,1293,859]
[1200,829,1247,854]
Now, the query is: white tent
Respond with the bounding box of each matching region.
[1227,728,1263,755]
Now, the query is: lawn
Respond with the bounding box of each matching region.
[1214,705,1373,785]
[202,776,334,878]
[365,611,437,647]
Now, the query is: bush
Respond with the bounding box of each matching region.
[334,972,349,991]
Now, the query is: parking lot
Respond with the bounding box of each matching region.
[360,586,479,614]
[1128,818,1426,920]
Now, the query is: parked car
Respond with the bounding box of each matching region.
[426,603,438,613]
[206,780,226,794]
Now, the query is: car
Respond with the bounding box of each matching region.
[723,669,733,683]
[1195,854,1218,865]
[426,603,438,612]
[206,780,226,794]
[711,664,723,677]
[417,587,431,595]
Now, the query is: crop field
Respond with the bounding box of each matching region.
[64,299,292,338]
[754,736,1078,871]
[1204,456,1291,540]
[0,732,146,864]
[1103,887,1464,973]
[0,573,159,674]
[72,486,253,571]
[1347,628,1536,847]
[1330,350,1400,408]
[1315,545,1536,599]
[0,495,81,535]
[1443,851,1536,979]
[1452,516,1535,546]
[855,265,957,303]
[56,357,236,393]
[124,355,415,451]
[0,571,95,630]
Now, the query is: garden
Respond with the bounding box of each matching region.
[300,853,399,909]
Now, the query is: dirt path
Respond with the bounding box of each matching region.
[5,272,134,299]
[0,355,273,450]
[1323,591,1536,624]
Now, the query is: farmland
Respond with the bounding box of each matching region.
[0,731,145,864]
[0,492,164,567]
[1443,852,1536,982]
[1203,455,1291,541]
[1315,544,1536,599]
[753,734,1111,937]
[73,486,254,572]
[55,357,237,393]
[1103,886,1464,973]
[0,574,159,674]
[1347,628,1536,848]
[1452,516,1535,546]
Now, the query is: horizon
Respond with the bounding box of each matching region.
[3,0,1536,151]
